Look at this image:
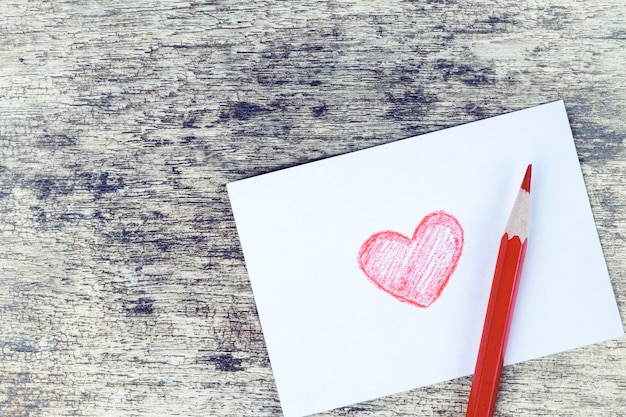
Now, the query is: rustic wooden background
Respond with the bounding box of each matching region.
[1,1,625,416]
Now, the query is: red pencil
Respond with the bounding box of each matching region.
[466,164,532,417]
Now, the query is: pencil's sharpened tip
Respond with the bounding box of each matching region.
[521,164,532,193]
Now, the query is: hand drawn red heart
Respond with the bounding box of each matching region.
[357,211,464,308]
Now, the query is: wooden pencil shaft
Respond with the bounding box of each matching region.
[466,234,527,416]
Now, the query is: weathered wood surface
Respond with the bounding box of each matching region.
[1,1,625,416]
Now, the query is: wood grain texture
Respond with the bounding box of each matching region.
[1,1,625,416]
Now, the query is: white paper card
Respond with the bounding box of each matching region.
[227,101,624,417]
